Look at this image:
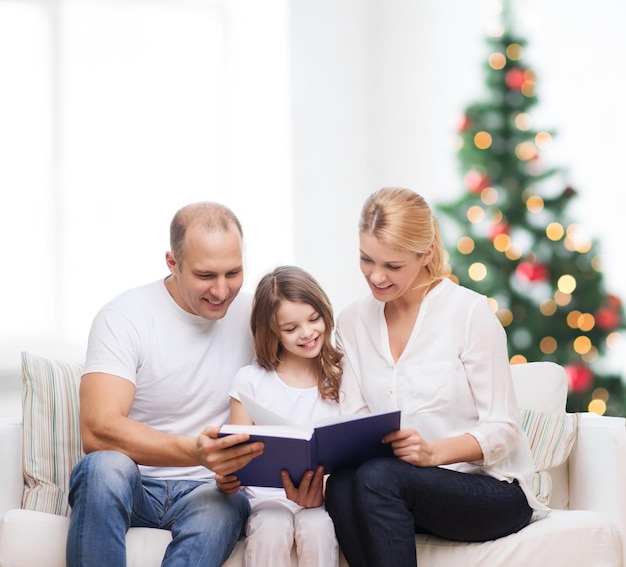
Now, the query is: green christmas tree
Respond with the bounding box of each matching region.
[436,4,626,416]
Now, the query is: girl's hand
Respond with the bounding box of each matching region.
[281,465,325,508]
[215,473,243,495]
[383,428,436,467]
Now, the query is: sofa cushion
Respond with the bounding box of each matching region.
[0,509,324,567]
[21,352,83,516]
[413,509,622,566]
[0,508,618,567]
[519,409,578,505]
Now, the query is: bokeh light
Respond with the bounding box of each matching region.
[469,262,487,281]
[539,336,557,354]
[474,131,493,149]
[557,274,577,294]
[457,236,475,254]
[506,43,523,60]
[467,205,485,223]
[488,52,506,70]
[526,195,544,213]
[546,222,564,241]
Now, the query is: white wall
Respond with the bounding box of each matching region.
[1,0,625,389]
[291,0,626,320]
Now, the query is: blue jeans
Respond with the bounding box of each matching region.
[66,451,250,567]
[325,458,532,567]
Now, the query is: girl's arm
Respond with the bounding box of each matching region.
[230,397,254,425]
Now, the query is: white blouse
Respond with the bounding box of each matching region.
[336,277,548,517]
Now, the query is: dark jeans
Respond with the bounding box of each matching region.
[325,458,532,567]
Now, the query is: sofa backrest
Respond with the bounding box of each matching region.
[511,361,567,413]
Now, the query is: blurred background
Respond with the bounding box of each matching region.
[1,0,625,415]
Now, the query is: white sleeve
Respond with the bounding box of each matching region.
[336,322,370,416]
[462,297,521,466]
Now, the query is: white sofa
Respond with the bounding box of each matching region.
[1,354,625,566]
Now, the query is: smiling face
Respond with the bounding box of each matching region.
[359,232,433,304]
[275,300,326,362]
[165,224,243,320]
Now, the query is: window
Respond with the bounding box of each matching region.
[0,0,292,372]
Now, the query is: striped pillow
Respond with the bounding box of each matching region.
[519,408,578,505]
[21,351,84,516]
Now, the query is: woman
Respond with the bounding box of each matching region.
[325,187,548,567]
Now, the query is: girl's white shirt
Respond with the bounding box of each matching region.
[230,362,340,505]
[336,277,549,518]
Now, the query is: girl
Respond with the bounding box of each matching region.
[325,187,548,567]
[219,265,343,567]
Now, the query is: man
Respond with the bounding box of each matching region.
[67,202,264,567]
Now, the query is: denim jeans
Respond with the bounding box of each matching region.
[325,458,532,567]
[66,451,250,567]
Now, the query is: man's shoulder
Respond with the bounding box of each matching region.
[100,279,164,311]
[223,290,253,321]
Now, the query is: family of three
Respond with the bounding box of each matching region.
[66,187,547,567]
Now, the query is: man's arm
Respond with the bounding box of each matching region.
[80,372,264,475]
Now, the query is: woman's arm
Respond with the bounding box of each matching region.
[384,429,483,467]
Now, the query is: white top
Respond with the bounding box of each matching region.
[230,361,340,503]
[336,277,548,516]
[83,278,254,481]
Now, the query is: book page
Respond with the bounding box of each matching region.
[314,409,396,428]
[219,423,313,440]
[239,393,296,426]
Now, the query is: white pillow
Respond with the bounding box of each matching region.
[519,408,578,505]
[21,351,83,516]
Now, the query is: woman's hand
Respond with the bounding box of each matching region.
[281,465,325,508]
[384,428,436,467]
[215,473,243,495]
[384,428,483,467]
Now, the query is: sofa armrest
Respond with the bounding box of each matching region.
[0,418,23,515]
[568,412,626,532]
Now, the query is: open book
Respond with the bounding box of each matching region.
[219,395,401,488]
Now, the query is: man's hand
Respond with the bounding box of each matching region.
[281,465,325,508]
[197,426,264,476]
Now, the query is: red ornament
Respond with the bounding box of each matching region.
[505,68,526,90]
[458,115,472,132]
[595,307,621,331]
[488,222,509,241]
[464,170,491,194]
[565,364,594,394]
[605,294,622,310]
[515,260,550,283]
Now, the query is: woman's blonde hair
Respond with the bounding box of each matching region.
[360,187,445,286]
[251,266,342,402]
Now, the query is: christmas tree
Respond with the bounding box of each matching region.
[436,3,626,416]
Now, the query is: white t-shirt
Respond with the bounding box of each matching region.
[336,277,548,517]
[230,362,340,504]
[83,278,254,481]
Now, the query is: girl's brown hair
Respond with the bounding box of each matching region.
[251,266,342,402]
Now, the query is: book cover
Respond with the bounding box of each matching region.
[219,407,401,488]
